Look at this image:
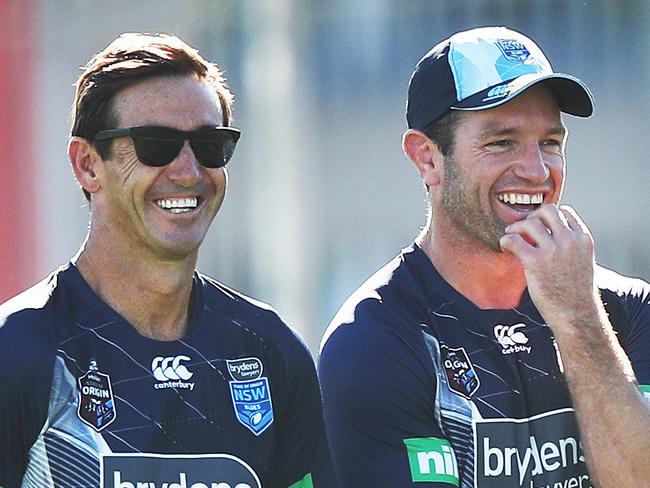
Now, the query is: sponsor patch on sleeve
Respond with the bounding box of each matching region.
[640,385,650,399]
[288,472,313,488]
[404,437,459,485]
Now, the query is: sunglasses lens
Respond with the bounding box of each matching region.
[191,130,239,168]
[127,127,239,168]
[133,137,183,167]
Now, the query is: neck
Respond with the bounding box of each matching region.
[417,225,527,309]
[74,233,198,341]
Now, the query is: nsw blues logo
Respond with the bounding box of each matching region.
[77,359,116,431]
[441,345,480,399]
[496,38,531,63]
[227,357,274,436]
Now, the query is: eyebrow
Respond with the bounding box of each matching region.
[478,124,567,139]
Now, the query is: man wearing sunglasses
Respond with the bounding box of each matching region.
[0,33,332,488]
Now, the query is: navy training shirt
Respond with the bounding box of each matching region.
[319,244,650,487]
[0,263,333,488]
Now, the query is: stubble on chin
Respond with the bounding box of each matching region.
[440,157,505,253]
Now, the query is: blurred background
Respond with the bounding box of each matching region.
[1,0,649,354]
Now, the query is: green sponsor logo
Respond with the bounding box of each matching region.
[404,437,459,485]
[288,472,313,488]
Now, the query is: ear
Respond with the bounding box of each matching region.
[68,137,102,195]
[402,129,443,188]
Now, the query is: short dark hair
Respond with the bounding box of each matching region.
[422,109,465,157]
[71,33,234,200]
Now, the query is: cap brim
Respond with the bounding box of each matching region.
[452,73,594,117]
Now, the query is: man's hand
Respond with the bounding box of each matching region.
[501,204,650,488]
[499,204,599,328]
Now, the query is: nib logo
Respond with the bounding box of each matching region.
[404,437,459,484]
[494,323,531,355]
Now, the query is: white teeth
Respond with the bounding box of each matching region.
[155,197,198,211]
[497,193,543,205]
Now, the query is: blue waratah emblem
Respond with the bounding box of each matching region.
[496,38,531,63]
[229,377,274,436]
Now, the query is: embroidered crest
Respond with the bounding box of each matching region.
[441,345,480,399]
[77,359,116,431]
[496,38,531,63]
[227,357,273,436]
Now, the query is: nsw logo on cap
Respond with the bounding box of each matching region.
[495,38,531,63]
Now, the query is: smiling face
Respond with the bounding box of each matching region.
[435,85,566,252]
[90,75,227,261]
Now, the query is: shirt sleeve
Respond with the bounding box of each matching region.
[273,330,337,488]
[319,303,459,487]
[0,314,54,488]
[608,279,650,388]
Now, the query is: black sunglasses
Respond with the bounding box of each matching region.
[93,125,241,168]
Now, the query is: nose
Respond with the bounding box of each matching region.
[164,140,203,186]
[513,143,551,183]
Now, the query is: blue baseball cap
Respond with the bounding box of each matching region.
[406,26,594,130]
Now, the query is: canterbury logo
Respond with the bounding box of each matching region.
[152,355,194,381]
[485,83,510,100]
[494,323,532,355]
[494,323,529,347]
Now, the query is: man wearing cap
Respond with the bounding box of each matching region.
[0,33,332,488]
[319,26,650,487]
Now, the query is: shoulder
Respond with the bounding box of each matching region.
[0,270,60,326]
[195,272,314,362]
[0,268,69,390]
[321,246,433,357]
[596,265,650,317]
[319,247,438,389]
[595,265,650,348]
[0,268,68,350]
[596,264,650,299]
[318,251,441,484]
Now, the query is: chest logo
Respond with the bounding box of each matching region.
[151,355,196,391]
[494,323,532,355]
[441,345,480,399]
[496,38,531,63]
[78,359,116,432]
[227,357,274,436]
[226,357,263,381]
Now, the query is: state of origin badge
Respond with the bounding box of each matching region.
[227,357,274,436]
[77,359,116,431]
[441,345,480,399]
